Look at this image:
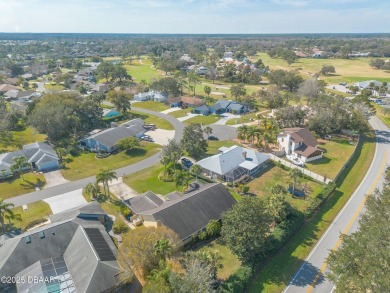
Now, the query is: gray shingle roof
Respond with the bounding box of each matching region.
[0,216,120,293]
[86,119,145,148]
[124,191,164,214]
[128,183,237,240]
[196,145,270,176]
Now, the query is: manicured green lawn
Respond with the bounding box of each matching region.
[247,130,376,293]
[10,201,52,231]
[168,109,188,118]
[206,140,239,156]
[305,136,356,180]
[247,164,324,212]
[129,110,174,130]
[183,114,221,126]
[61,142,161,181]
[124,58,163,82]
[0,173,46,200]
[0,127,46,153]
[44,84,65,91]
[254,52,390,84]
[133,100,169,112]
[123,164,177,195]
[197,239,241,280]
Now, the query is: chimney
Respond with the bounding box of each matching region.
[242,151,247,160]
[111,122,117,128]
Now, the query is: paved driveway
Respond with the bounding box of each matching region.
[43,189,87,214]
[177,113,199,122]
[213,113,241,125]
[106,177,138,200]
[146,129,175,145]
[209,125,237,140]
[43,170,70,189]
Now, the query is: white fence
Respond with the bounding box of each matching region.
[269,154,333,184]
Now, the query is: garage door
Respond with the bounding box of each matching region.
[38,160,59,171]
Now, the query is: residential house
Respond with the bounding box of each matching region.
[167,97,183,108]
[224,52,234,59]
[124,183,236,244]
[102,108,121,119]
[153,92,168,103]
[196,145,270,182]
[91,83,108,93]
[277,127,323,163]
[196,66,208,75]
[134,91,167,102]
[355,80,390,90]
[181,96,205,108]
[4,89,36,101]
[227,102,248,114]
[134,91,153,101]
[179,54,196,65]
[0,203,124,293]
[0,142,60,177]
[21,73,33,80]
[194,105,210,115]
[209,100,232,114]
[79,119,145,153]
[0,84,18,93]
[4,78,20,85]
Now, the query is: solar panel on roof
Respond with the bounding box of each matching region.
[84,228,116,261]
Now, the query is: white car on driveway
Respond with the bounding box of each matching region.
[286,155,305,167]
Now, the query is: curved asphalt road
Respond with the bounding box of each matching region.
[283,115,390,293]
[6,107,184,207]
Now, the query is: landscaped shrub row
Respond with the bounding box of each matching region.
[221,266,253,293]
[24,218,47,231]
[304,182,337,218]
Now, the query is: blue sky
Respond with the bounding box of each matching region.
[0,0,388,33]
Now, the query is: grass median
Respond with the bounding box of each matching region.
[247,129,376,293]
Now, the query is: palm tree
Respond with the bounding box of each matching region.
[173,170,185,188]
[247,126,261,145]
[204,126,213,140]
[289,168,303,195]
[84,182,100,200]
[11,156,30,181]
[154,239,172,260]
[96,168,117,201]
[190,164,202,182]
[56,148,68,163]
[160,156,170,173]
[237,125,249,142]
[0,199,15,234]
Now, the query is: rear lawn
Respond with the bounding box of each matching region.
[206,140,239,156]
[129,110,174,130]
[0,127,46,153]
[247,130,376,293]
[10,201,52,231]
[0,173,46,200]
[61,142,161,181]
[183,114,220,126]
[124,58,162,82]
[197,239,241,280]
[247,164,324,212]
[168,109,188,118]
[133,100,169,112]
[123,164,177,195]
[305,136,356,180]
